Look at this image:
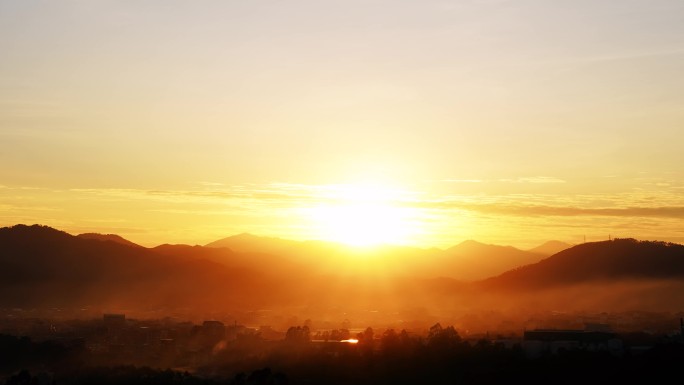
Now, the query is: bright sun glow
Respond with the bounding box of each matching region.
[302,183,420,247]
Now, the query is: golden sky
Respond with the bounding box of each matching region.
[1,0,684,248]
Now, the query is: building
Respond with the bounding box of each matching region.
[523,328,622,357]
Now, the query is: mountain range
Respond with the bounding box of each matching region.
[204,234,561,280]
[2,224,684,319]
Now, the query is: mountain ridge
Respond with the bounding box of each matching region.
[77,232,143,248]
[4,224,684,314]
[481,238,684,290]
[0,224,270,309]
[527,240,573,256]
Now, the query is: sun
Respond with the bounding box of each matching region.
[303,183,418,247]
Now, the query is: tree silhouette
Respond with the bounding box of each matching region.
[285,326,310,344]
[427,323,462,353]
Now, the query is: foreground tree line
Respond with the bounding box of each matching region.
[2,323,684,385]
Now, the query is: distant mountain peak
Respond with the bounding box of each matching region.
[448,239,518,253]
[77,233,142,248]
[227,232,263,240]
[448,240,485,250]
[204,232,296,251]
[458,239,484,247]
[527,240,573,256]
[436,239,545,280]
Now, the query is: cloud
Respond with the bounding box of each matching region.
[8,182,684,224]
[0,203,63,212]
[497,177,566,184]
[415,200,684,219]
[436,177,566,184]
[68,186,316,205]
[439,179,483,183]
[195,181,225,187]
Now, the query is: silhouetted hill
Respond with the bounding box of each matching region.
[206,234,540,280]
[0,224,269,310]
[434,240,544,280]
[205,233,302,255]
[77,232,142,248]
[205,233,442,277]
[205,233,336,271]
[152,243,309,278]
[527,240,573,256]
[482,238,684,290]
[0,225,476,315]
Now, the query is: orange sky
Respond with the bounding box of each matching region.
[1,1,684,248]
